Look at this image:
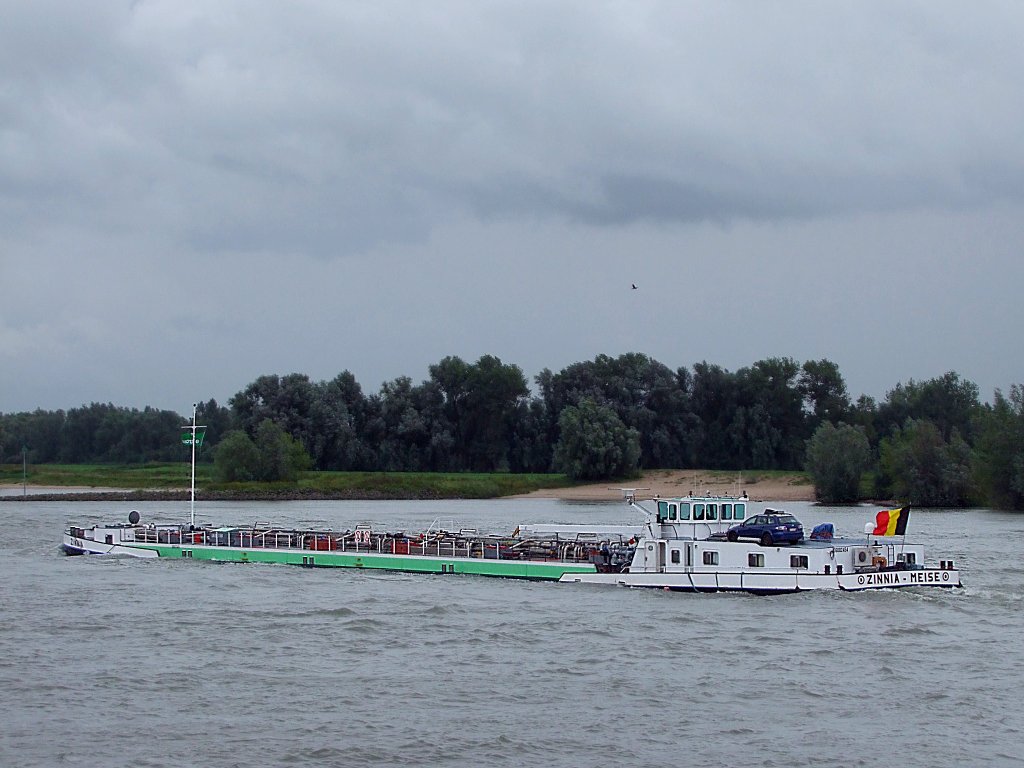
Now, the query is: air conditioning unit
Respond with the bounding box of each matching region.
[851,546,876,567]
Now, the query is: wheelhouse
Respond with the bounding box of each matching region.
[656,497,749,523]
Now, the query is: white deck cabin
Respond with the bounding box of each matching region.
[556,492,960,592]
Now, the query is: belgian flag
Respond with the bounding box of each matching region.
[873,506,910,536]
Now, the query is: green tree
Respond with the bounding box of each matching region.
[798,359,851,426]
[97,406,183,463]
[231,373,315,442]
[879,418,973,506]
[0,409,65,463]
[60,403,110,462]
[689,362,741,469]
[196,399,235,456]
[537,353,695,469]
[317,371,374,471]
[805,422,871,503]
[552,398,641,480]
[212,430,260,482]
[735,357,807,469]
[972,385,1024,510]
[254,419,312,482]
[848,394,880,447]
[229,371,375,471]
[365,376,454,471]
[876,372,981,443]
[508,398,551,473]
[430,355,528,471]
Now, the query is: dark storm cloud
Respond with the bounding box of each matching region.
[1,1,1023,411]
[4,1,1021,254]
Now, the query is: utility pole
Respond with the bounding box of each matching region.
[22,445,27,496]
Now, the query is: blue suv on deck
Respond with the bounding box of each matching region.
[727,509,804,546]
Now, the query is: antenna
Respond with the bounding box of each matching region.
[181,403,207,530]
[609,487,650,504]
[189,404,197,529]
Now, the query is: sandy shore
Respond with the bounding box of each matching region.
[515,469,815,502]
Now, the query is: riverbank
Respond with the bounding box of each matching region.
[1,469,815,502]
[512,469,815,502]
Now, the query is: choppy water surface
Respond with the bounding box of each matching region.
[1,499,1022,767]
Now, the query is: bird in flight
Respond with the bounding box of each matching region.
[631,283,638,290]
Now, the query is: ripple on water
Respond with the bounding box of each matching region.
[5,501,1024,768]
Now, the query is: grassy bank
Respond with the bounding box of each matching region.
[1,463,813,502]
[0,463,576,499]
[287,471,573,499]
[0,462,208,489]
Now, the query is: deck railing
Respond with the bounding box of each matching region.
[125,524,612,564]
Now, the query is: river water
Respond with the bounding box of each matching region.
[1,498,1021,767]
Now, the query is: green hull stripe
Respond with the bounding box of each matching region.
[130,544,598,580]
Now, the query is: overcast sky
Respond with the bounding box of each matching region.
[2,1,1022,415]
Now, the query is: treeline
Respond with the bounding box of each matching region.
[2,353,1023,509]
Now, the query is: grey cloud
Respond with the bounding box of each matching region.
[4,2,1023,257]
[2,1,1023,411]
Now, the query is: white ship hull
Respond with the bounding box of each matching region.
[62,532,159,558]
[560,567,960,593]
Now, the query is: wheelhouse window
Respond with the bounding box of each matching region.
[658,502,683,521]
[734,503,746,519]
[748,553,765,567]
[693,504,706,521]
[706,504,718,520]
[790,555,809,569]
[721,503,733,520]
[703,550,719,566]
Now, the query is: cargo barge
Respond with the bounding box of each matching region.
[61,491,961,593]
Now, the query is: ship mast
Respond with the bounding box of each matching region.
[182,403,206,529]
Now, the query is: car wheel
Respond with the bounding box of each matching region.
[727,530,738,542]
[760,532,773,547]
